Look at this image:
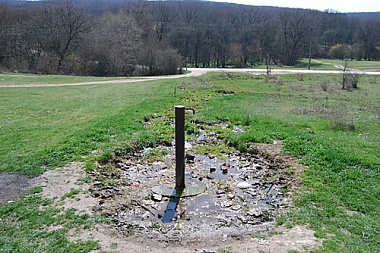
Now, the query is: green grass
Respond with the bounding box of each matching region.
[315,59,380,71]
[0,187,102,253]
[0,73,132,85]
[0,79,185,175]
[1,71,380,252]
[251,58,380,71]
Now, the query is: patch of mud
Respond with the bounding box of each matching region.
[0,173,32,204]
[84,120,319,251]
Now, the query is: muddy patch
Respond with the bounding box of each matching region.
[0,173,32,205]
[86,120,306,246]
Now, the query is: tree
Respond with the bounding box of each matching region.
[276,9,312,65]
[0,4,10,68]
[37,0,94,72]
[359,20,380,60]
[84,12,142,76]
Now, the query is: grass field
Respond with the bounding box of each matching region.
[253,58,380,71]
[0,71,379,252]
[0,73,130,85]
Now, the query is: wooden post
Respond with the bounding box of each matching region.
[175,106,186,189]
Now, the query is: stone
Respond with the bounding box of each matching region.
[220,200,233,208]
[238,215,248,223]
[186,153,196,162]
[227,193,235,199]
[237,181,251,189]
[247,208,262,217]
[194,249,214,253]
[216,190,225,195]
[151,193,162,202]
[185,142,192,150]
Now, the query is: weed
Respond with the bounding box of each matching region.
[110,242,118,249]
[276,215,286,226]
[252,232,268,239]
[285,222,294,229]
[96,150,115,164]
[285,167,296,176]
[143,147,170,163]
[219,247,232,253]
[77,176,92,185]
[132,131,157,150]
[61,188,81,201]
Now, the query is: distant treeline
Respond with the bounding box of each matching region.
[0,0,379,76]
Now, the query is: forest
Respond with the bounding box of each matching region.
[0,0,379,76]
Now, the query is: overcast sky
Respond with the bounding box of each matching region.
[209,0,380,13]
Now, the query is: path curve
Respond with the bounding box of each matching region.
[1,68,379,88]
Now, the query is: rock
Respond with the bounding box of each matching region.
[237,181,251,189]
[247,208,262,217]
[238,215,248,223]
[227,193,235,199]
[216,190,225,195]
[151,193,162,202]
[141,211,151,220]
[185,142,192,150]
[195,249,214,253]
[220,200,233,208]
[143,148,152,155]
[152,162,167,170]
[186,153,196,162]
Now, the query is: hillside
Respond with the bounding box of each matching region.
[0,0,379,76]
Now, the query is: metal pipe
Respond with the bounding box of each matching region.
[175,106,186,189]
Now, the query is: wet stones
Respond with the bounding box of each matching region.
[151,193,163,202]
[87,122,294,242]
[237,181,251,189]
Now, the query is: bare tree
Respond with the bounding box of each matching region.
[0,4,9,68]
[87,12,142,76]
[276,9,312,65]
[359,20,380,60]
[38,0,94,72]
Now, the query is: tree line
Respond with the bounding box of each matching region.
[0,0,379,76]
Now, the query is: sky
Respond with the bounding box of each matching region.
[209,0,380,13]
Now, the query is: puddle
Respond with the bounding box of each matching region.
[89,124,293,242]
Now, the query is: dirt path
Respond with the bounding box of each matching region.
[1,68,379,88]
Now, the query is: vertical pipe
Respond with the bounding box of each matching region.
[175,106,186,189]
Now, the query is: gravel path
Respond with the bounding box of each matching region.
[1,68,379,88]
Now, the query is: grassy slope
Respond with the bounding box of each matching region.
[0,80,179,175]
[0,73,128,85]
[1,72,380,252]
[253,58,380,71]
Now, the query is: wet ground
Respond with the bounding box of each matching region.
[0,174,32,205]
[89,123,296,243]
